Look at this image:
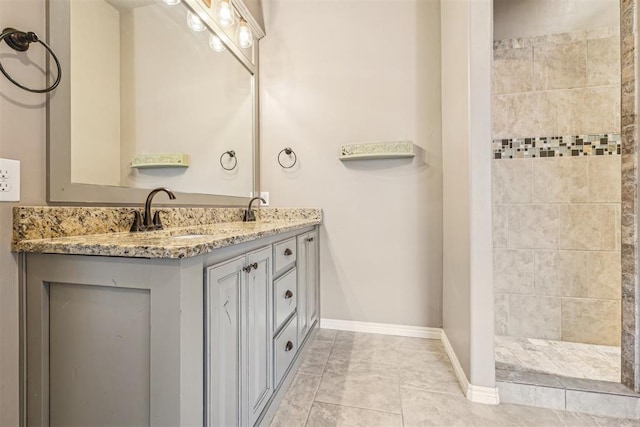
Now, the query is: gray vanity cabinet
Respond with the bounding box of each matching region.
[297,230,319,343]
[206,256,245,427]
[205,246,273,427]
[23,225,319,427]
[245,248,274,426]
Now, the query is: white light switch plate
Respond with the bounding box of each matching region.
[260,191,270,206]
[0,158,20,202]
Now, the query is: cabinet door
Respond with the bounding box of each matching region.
[296,233,309,342]
[244,247,273,426]
[306,230,319,326]
[205,256,245,427]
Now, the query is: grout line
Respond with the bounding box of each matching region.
[399,384,465,397]
[303,333,336,427]
[312,400,405,419]
[302,372,323,427]
[400,378,406,427]
[311,398,403,417]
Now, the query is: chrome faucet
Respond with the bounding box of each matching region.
[243,196,266,222]
[130,187,176,232]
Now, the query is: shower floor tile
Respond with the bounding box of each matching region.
[495,336,620,383]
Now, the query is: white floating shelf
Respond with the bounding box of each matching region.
[130,153,190,169]
[339,141,415,161]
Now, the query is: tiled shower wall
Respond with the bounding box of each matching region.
[492,27,622,346]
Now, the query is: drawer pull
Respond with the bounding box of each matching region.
[284,290,293,299]
[285,341,294,352]
[284,248,293,256]
[243,262,258,273]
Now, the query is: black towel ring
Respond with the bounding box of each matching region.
[220,150,238,171]
[0,28,62,93]
[278,147,297,169]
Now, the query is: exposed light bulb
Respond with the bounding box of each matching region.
[186,10,206,32]
[236,19,252,48]
[215,0,235,28]
[163,0,180,5]
[209,34,226,52]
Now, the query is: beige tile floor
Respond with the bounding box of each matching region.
[495,336,620,382]
[269,329,638,426]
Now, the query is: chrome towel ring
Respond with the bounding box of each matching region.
[0,27,62,93]
[220,150,238,171]
[278,147,297,169]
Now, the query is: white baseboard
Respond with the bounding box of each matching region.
[320,318,441,339]
[440,329,471,395]
[441,330,500,405]
[467,384,501,405]
[320,318,500,405]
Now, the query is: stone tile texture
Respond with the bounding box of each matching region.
[270,330,639,425]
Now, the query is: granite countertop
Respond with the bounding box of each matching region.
[12,207,321,259]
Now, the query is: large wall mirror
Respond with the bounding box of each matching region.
[47,0,260,205]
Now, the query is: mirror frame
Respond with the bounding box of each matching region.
[46,0,260,206]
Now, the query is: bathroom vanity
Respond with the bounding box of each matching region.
[13,207,320,426]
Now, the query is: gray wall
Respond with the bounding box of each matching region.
[2,0,455,420]
[0,1,47,424]
[441,0,495,387]
[259,0,443,329]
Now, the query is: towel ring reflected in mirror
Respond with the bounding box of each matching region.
[0,27,62,93]
[278,147,297,169]
[220,150,238,171]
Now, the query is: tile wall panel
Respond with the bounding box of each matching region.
[494,249,535,294]
[533,250,589,297]
[532,157,588,203]
[506,204,560,250]
[493,47,533,94]
[561,298,621,346]
[533,41,587,90]
[507,295,561,340]
[587,36,622,86]
[492,25,622,348]
[493,159,533,203]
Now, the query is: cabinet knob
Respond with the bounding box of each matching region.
[285,341,294,352]
[306,237,314,242]
[284,290,293,299]
[284,248,292,256]
[243,263,258,273]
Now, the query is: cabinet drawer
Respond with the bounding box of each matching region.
[274,268,297,331]
[274,315,298,387]
[274,238,296,276]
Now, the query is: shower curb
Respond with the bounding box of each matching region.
[498,378,640,419]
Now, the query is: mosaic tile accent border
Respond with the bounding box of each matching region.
[493,134,621,159]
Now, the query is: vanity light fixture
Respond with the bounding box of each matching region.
[186,10,206,32]
[236,18,252,48]
[162,0,181,5]
[215,0,235,28]
[208,34,226,52]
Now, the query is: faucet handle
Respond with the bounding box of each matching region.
[243,209,256,222]
[130,210,144,232]
[152,210,164,230]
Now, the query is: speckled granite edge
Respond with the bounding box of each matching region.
[12,218,320,259]
[13,206,322,241]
